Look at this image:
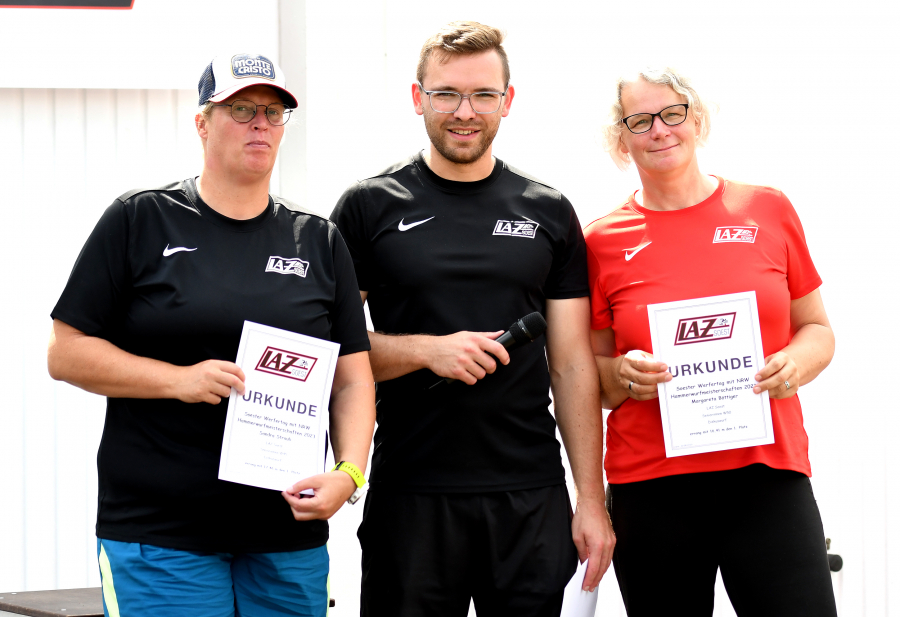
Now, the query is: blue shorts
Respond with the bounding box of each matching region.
[97,538,329,617]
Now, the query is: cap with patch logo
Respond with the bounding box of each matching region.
[198,53,298,108]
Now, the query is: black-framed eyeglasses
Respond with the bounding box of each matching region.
[212,100,293,126]
[417,82,508,114]
[621,104,689,134]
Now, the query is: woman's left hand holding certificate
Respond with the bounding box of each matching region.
[282,470,358,521]
[284,349,375,519]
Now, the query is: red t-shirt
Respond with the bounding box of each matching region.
[584,177,822,484]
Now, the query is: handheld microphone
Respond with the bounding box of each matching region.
[429,312,548,389]
[495,312,548,351]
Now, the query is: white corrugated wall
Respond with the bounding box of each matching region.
[0,88,200,592]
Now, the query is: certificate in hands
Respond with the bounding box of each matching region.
[647,292,774,458]
[219,321,339,491]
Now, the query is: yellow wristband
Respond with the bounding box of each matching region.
[332,461,366,489]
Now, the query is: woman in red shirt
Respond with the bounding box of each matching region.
[585,68,836,616]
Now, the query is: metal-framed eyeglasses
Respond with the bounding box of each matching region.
[417,83,508,114]
[621,104,689,134]
[212,100,293,126]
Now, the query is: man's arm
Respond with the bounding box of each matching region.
[359,290,511,384]
[546,297,615,591]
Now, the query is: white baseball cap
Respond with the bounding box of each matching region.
[198,52,298,108]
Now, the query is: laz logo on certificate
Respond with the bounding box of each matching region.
[256,346,317,382]
[647,292,774,458]
[674,312,736,345]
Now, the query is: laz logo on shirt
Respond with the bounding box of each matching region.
[256,346,318,382]
[266,256,309,277]
[713,226,758,243]
[674,312,737,346]
[493,219,539,239]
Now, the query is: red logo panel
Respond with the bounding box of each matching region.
[674,312,737,346]
[255,346,317,382]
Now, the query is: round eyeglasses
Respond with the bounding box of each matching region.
[417,83,508,114]
[621,104,689,134]
[212,100,293,126]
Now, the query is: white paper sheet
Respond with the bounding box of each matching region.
[218,321,339,491]
[647,291,774,457]
[560,559,599,617]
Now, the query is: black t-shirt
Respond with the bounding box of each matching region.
[51,178,370,553]
[330,153,589,492]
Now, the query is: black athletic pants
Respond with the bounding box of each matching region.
[608,464,837,617]
[358,485,578,617]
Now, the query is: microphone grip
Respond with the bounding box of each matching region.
[495,331,516,349]
[430,333,514,389]
[428,321,539,389]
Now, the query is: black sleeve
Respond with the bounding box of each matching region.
[51,200,132,338]
[328,223,371,356]
[329,182,375,292]
[544,195,590,299]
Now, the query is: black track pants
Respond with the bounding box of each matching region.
[608,464,837,617]
[358,485,577,617]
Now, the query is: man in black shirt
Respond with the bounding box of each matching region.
[330,22,614,617]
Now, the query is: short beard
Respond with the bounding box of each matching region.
[424,115,500,165]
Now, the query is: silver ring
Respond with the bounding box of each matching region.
[784,381,791,390]
[629,381,634,392]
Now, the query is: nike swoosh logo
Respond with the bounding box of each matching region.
[163,244,197,257]
[623,242,651,261]
[398,217,434,231]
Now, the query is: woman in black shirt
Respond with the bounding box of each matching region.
[47,52,375,617]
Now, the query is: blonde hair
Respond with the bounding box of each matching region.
[602,67,713,170]
[200,101,215,121]
[417,21,510,89]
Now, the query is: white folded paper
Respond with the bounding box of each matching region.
[219,321,339,491]
[560,559,599,617]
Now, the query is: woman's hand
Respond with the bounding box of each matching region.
[591,328,671,409]
[282,351,375,521]
[170,360,245,404]
[282,471,358,521]
[753,289,834,400]
[753,351,800,399]
[617,349,672,401]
